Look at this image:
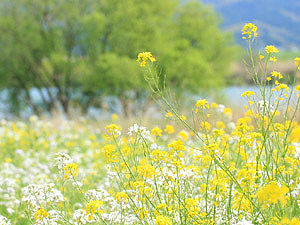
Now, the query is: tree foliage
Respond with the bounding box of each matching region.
[0,0,237,117]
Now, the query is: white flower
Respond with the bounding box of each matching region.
[128,124,139,134]
[34,210,62,225]
[72,181,83,187]
[85,189,110,201]
[294,143,300,158]
[257,100,274,113]
[227,122,236,131]
[0,215,11,225]
[22,183,64,210]
[234,219,254,225]
[179,168,197,179]
[150,143,161,150]
[15,149,24,155]
[55,152,73,170]
[217,104,225,113]
[73,209,89,224]
[128,124,152,141]
[6,209,14,215]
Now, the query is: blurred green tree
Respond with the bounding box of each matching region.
[0,0,237,117]
[0,0,91,115]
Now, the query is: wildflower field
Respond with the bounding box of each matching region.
[2,24,300,225]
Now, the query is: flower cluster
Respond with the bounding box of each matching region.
[1,23,300,225]
[265,45,279,54]
[295,57,300,68]
[241,23,258,40]
[0,95,300,224]
[137,52,156,67]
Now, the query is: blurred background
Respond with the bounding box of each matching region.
[0,0,298,119]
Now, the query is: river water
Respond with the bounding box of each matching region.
[0,86,297,118]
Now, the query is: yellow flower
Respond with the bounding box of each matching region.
[270,56,277,62]
[290,126,300,142]
[111,114,118,121]
[164,125,175,134]
[211,102,218,108]
[274,110,280,117]
[156,215,172,225]
[295,57,300,67]
[165,112,173,118]
[151,149,167,161]
[265,45,279,54]
[259,55,265,60]
[5,158,12,163]
[290,218,300,225]
[64,163,78,179]
[137,162,155,178]
[241,90,254,97]
[179,115,186,121]
[196,99,209,109]
[178,130,189,141]
[241,23,258,39]
[168,139,186,151]
[280,217,300,225]
[115,192,129,203]
[86,200,103,216]
[224,107,232,117]
[151,127,162,137]
[136,208,149,219]
[105,124,121,136]
[137,52,156,67]
[34,208,49,221]
[274,83,289,92]
[121,146,131,157]
[103,144,119,163]
[200,212,207,218]
[201,121,211,131]
[295,85,300,93]
[216,121,225,129]
[185,198,200,216]
[156,203,167,209]
[271,71,283,79]
[257,182,289,209]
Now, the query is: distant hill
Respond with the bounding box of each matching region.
[199,0,300,50]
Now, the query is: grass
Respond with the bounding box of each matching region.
[278,51,300,61]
